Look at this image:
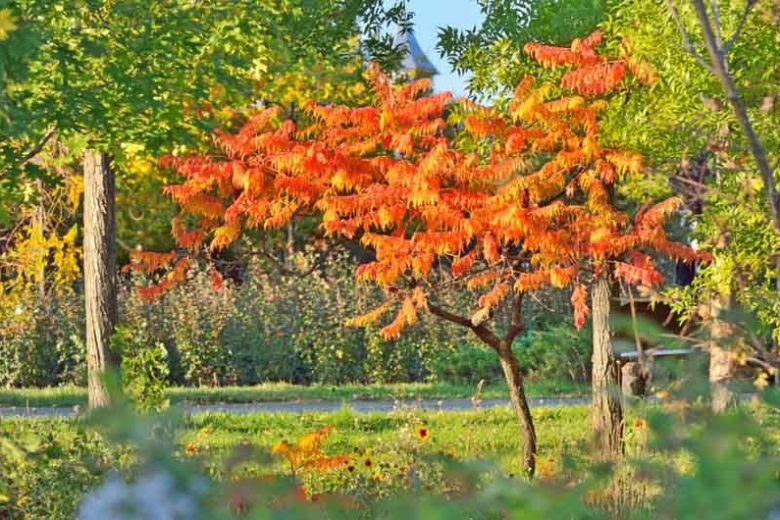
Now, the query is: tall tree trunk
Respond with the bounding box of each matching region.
[591,275,624,458]
[83,149,119,408]
[497,340,537,477]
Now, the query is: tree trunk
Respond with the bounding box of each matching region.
[427,301,536,477]
[34,179,47,306]
[707,296,735,412]
[590,275,624,458]
[497,341,537,477]
[83,149,119,408]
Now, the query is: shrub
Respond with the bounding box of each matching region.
[1,249,588,389]
[514,321,591,383]
[0,291,84,388]
[112,325,170,413]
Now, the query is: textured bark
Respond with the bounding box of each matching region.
[83,149,119,408]
[708,296,735,412]
[497,341,537,477]
[591,275,624,458]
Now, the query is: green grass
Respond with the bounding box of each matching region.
[4,402,780,520]
[0,405,592,519]
[0,379,587,408]
[182,405,593,475]
[0,403,643,486]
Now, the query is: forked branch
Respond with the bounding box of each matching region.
[428,302,501,349]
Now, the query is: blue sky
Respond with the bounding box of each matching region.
[406,0,484,97]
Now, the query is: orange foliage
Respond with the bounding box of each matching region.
[142,35,698,337]
[271,426,351,477]
[523,30,654,96]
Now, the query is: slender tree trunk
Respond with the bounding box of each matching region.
[427,301,536,477]
[83,149,119,408]
[497,340,537,477]
[590,275,624,458]
[34,179,47,305]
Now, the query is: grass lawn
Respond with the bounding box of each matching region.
[1,405,595,519]
[0,379,587,408]
[3,402,780,520]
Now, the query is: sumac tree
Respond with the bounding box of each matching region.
[137,32,696,476]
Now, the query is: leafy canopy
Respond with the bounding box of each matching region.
[136,32,696,339]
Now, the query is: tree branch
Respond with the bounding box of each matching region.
[504,291,524,345]
[664,0,714,72]
[710,0,723,50]
[428,302,501,349]
[21,126,57,165]
[723,0,757,53]
[690,0,780,233]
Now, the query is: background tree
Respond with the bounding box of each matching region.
[607,0,780,407]
[437,0,607,101]
[1,0,408,407]
[438,0,780,408]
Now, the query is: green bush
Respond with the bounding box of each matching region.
[514,321,591,383]
[0,293,84,388]
[112,325,170,413]
[428,341,502,385]
[1,250,588,389]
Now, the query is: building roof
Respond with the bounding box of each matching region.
[393,29,438,79]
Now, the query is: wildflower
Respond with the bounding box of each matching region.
[185,443,198,456]
[363,458,372,468]
[633,418,647,430]
[199,427,210,435]
[416,427,428,441]
[372,471,383,482]
[347,465,355,472]
[271,440,290,455]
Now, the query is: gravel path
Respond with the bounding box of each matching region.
[0,396,589,418]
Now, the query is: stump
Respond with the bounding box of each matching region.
[621,361,648,397]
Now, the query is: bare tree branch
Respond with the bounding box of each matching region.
[23,126,57,164]
[710,0,723,49]
[723,0,757,53]
[689,0,780,233]
[664,0,714,71]
[504,291,524,345]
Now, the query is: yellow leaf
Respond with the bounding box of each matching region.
[0,9,17,41]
